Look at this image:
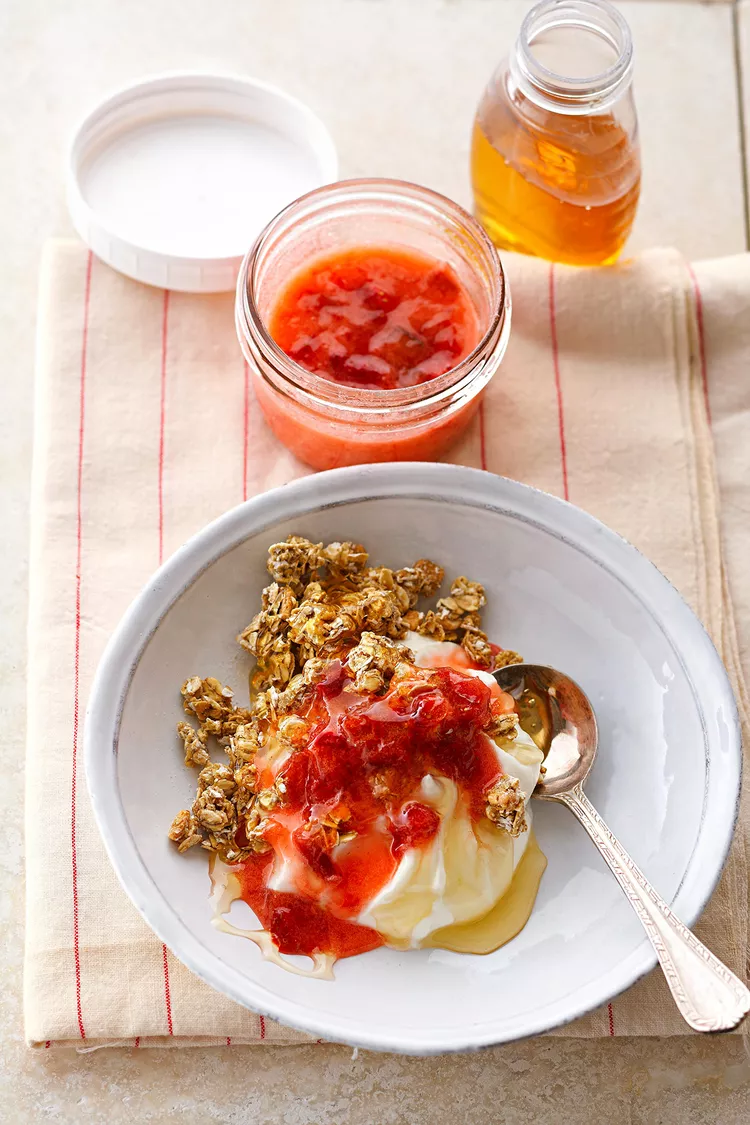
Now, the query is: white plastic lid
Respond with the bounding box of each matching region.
[67,73,338,292]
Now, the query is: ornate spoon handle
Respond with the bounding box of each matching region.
[555,785,750,1033]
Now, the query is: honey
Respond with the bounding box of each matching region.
[211,831,547,970]
[425,831,547,954]
[471,0,641,266]
[471,100,640,266]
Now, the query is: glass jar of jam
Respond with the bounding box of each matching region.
[471,0,641,266]
[235,179,510,470]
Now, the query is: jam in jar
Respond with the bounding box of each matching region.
[236,179,510,470]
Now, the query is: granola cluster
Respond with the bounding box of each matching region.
[347,632,415,694]
[237,535,520,689]
[168,535,525,861]
[485,776,528,837]
[168,677,271,861]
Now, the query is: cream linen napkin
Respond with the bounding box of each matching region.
[25,240,749,1049]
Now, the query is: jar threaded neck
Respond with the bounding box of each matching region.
[511,0,634,114]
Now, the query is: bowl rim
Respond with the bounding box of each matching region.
[84,463,742,1054]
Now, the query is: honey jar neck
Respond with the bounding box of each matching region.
[509,0,634,115]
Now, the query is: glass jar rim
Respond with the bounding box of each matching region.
[235,177,509,415]
[515,0,634,112]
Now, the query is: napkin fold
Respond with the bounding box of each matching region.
[25,240,749,1049]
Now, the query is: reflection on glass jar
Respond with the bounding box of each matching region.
[236,179,511,471]
[471,0,641,266]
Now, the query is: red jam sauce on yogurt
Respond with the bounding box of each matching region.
[231,660,516,960]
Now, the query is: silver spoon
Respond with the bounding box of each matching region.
[494,663,750,1033]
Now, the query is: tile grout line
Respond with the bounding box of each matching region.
[732,0,750,249]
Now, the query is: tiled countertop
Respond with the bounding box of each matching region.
[2,1,749,1121]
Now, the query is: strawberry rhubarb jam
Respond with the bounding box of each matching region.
[269,248,479,390]
[231,659,519,960]
[235,180,510,469]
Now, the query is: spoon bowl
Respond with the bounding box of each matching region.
[493,663,598,798]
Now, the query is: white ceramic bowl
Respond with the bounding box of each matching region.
[85,464,741,1054]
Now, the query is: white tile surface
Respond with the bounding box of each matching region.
[626,0,746,257]
[1,1,749,1121]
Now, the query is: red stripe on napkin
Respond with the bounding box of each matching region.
[548,264,569,502]
[157,291,170,565]
[479,401,488,471]
[162,944,174,1036]
[687,265,711,424]
[243,362,250,502]
[71,250,93,1040]
[157,292,175,1035]
[549,267,610,1035]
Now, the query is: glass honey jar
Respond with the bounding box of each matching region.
[471,0,640,266]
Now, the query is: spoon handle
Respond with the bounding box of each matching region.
[556,785,750,1032]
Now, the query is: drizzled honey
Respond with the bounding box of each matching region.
[471,0,641,267]
[426,832,546,954]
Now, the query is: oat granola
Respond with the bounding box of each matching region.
[485,776,528,837]
[169,536,524,862]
